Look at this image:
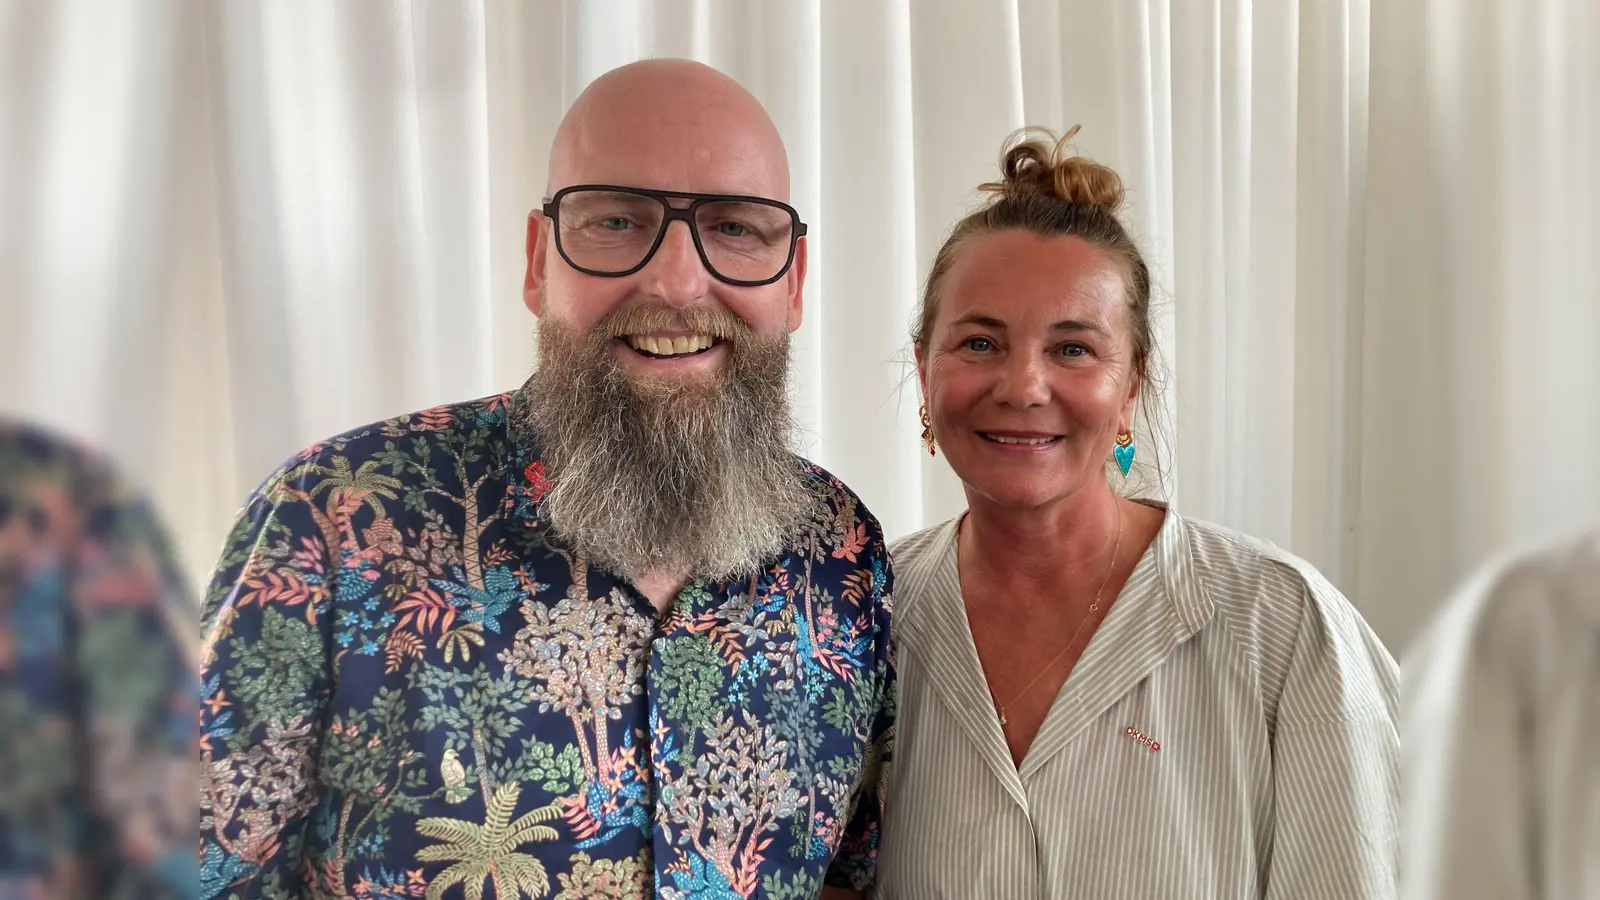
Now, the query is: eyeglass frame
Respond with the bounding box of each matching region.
[538,184,808,287]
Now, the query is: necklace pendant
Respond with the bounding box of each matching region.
[997,707,1008,726]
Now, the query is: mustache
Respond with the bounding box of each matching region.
[593,303,754,342]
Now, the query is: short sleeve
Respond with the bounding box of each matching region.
[199,459,337,898]
[825,542,897,892]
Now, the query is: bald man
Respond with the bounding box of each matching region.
[199,59,894,899]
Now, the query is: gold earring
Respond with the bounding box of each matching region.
[920,405,937,456]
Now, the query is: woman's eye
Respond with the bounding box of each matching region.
[1058,343,1089,358]
[964,337,994,352]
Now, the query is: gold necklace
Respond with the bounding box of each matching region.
[992,508,1123,727]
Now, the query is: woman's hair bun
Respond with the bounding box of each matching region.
[980,125,1125,213]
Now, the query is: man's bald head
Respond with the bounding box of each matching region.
[547,59,791,201]
[526,61,810,581]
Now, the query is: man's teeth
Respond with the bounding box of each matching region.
[626,334,715,356]
[985,434,1055,445]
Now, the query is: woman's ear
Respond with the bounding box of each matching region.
[1121,365,1141,430]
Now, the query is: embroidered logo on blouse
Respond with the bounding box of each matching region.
[1125,725,1161,752]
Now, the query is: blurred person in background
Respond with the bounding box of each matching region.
[1401,527,1600,898]
[876,128,1400,898]
[0,417,197,899]
[198,58,892,900]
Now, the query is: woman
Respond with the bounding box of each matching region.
[1402,528,1600,899]
[875,129,1399,897]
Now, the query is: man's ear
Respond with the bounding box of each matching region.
[785,235,808,332]
[525,211,547,315]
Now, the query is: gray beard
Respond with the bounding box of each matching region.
[518,306,817,583]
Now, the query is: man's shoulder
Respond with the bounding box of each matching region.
[789,457,894,622]
[254,394,516,495]
[787,457,893,600]
[793,456,886,540]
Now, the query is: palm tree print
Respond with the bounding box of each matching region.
[196,391,897,897]
[415,782,562,900]
[309,456,405,519]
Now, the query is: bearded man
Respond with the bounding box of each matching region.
[199,59,893,900]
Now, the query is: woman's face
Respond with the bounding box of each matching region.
[919,229,1140,512]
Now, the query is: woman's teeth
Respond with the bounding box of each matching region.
[982,434,1056,444]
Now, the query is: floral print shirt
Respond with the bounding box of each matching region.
[0,420,197,900]
[199,390,896,900]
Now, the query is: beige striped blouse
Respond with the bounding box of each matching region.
[876,505,1400,898]
[1401,529,1600,899]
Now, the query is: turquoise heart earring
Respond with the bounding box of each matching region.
[1113,430,1135,477]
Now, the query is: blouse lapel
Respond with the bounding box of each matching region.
[1020,510,1216,780]
[900,518,1031,810]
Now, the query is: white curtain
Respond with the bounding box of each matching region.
[3,0,1595,651]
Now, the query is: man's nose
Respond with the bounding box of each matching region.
[638,219,713,306]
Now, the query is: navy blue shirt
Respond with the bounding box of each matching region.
[199,389,895,899]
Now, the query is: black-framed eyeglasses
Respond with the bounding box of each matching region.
[539,184,807,287]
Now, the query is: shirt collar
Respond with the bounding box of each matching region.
[1143,502,1218,634]
[896,502,1217,790]
[501,383,549,537]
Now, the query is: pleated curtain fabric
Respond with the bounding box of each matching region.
[0,0,1596,653]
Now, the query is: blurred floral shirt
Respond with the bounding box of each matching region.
[0,420,197,899]
[198,389,896,900]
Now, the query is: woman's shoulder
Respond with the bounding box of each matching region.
[1170,513,1345,614]
[1169,512,1397,722]
[886,516,961,616]
[888,518,954,563]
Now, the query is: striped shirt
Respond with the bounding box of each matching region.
[1401,529,1600,899]
[876,504,1400,898]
